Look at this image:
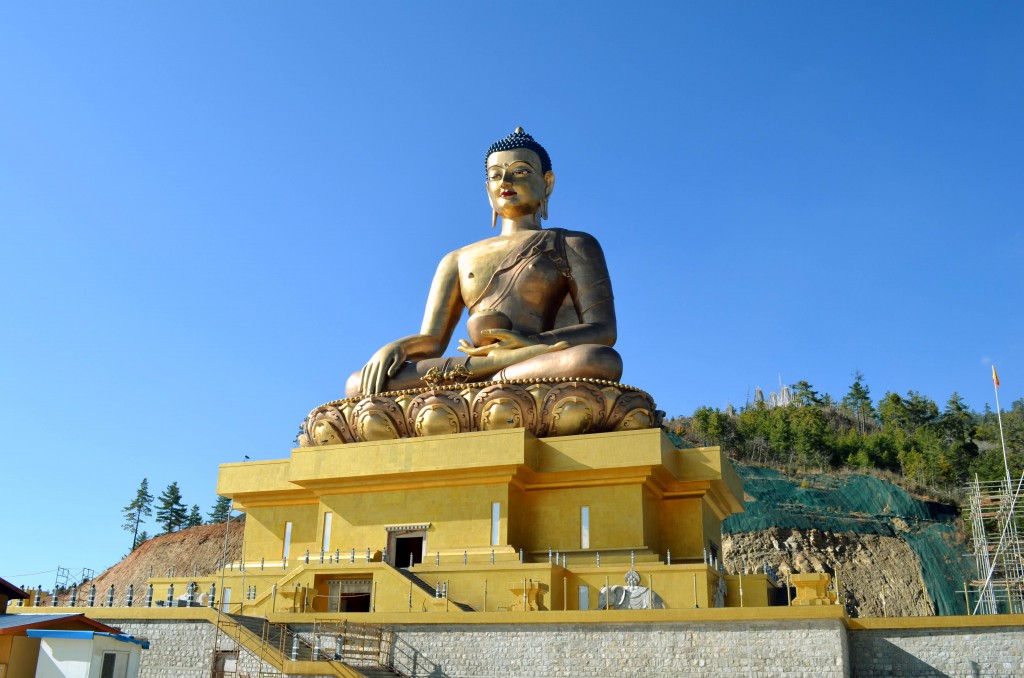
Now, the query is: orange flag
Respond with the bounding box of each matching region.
[992,365,1000,388]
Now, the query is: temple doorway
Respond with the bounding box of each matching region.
[394,536,423,569]
[386,525,429,568]
[326,579,372,612]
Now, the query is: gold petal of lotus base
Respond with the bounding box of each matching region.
[298,378,660,446]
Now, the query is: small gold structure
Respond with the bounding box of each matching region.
[508,580,543,612]
[790,573,839,606]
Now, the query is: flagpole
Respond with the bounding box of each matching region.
[992,366,1011,488]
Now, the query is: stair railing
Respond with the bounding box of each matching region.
[313,618,391,668]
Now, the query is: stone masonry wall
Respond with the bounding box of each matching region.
[106,619,285,678]
[102,616,1024,678]
[390,621,849,678]
[849,626,1024,677]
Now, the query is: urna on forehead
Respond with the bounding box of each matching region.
[485,126,552,173]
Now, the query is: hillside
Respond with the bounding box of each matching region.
[722,463,973,617]
[37,522,245,606]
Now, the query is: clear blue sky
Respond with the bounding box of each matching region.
[2,3,1021,588]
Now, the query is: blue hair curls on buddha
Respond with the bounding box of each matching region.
[485,127,552,174]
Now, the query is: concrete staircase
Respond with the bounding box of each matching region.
[228,613,319,661]
[352,668,403,677]
[397,567,475,612]
[224,614,404,677]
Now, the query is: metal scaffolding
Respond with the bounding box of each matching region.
[54,566,96,591]
[963,474,1024,614]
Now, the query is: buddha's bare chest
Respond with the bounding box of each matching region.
[457,234,565,308]
[458,240,512,298]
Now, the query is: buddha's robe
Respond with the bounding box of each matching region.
[467,228,614,339]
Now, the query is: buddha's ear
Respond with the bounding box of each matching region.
[544,170,556,197]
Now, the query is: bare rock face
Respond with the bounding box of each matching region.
[723,527,935,617]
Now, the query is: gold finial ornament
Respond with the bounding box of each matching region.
[421,367,445,390]
[447,363,473,384]
[514,126,524,134]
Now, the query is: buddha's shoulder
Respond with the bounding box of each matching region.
[555,228,603,246]
[552,228,608,260]
[459,228,601,249]
[444,228,603,264]
[448,235,507,258]
[438,236,506,270]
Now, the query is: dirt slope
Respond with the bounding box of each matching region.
[38,522,244,606]
[723,528,935,617]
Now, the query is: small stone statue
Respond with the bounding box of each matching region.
[598,569,665,610]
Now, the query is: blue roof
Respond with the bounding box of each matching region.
[0,614,79,631]
[26,630,150,649]
[0,613,122,634]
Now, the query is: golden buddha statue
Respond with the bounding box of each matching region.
[300,129,655,444]
[346,127,623,397]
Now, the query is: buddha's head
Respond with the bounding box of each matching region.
[485,127,555,221]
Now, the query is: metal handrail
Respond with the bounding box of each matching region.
[213,615,284,675]
[312,618,387,664]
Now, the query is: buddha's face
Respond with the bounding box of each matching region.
[486,149,555,218]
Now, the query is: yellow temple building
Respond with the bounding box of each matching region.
[195,426,758,616]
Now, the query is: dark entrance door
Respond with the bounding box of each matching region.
[345,592,372,612]
[394,536,423,568]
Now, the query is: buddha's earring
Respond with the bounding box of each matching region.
[491,210,499,229]
[540,198,548,221]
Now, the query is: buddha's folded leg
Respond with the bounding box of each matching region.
[345,344,623,398]
[495,344,622,383]
[345,356,471,397]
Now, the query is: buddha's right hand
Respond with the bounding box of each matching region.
[487,340,569,366]
[457,328,537,356]
[360,342,408,395]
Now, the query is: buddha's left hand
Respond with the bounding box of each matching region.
[457,329,540,357]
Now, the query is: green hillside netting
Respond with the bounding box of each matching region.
[722,464,974,615]
[903,524,975,616]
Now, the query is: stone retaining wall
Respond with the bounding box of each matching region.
[390,621,848,678]
[107,619,285,678]
[849,625,1024,677]
[106,617,1024,678]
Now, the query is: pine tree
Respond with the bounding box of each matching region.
[842,371,876,434]
[941,392,973,445]
[155,482,188,534]
[135,531,149,549]
[208,496,232,524]
[186,504,203,528]
[790,380,823,407]
[122,478,154,551]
